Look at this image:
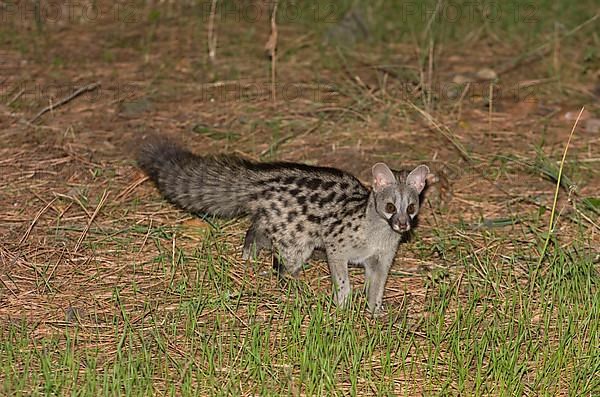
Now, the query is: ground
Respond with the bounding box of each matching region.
[0,1,599,395]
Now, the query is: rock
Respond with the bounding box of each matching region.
[452,68,498,85]
[585,118,600,133]
[563,109,591,121]
[452,74,476,84]
[475,67,498,81]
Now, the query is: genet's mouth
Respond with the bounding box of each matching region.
[391,223,410,233]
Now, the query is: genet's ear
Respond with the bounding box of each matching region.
[372,163,396,192]
[406,165,429,194]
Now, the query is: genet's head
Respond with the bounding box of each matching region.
[371,163,429,233]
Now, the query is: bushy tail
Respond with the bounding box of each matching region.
[136,136,256,217]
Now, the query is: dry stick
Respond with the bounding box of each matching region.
[451,82,471,120]
[137,219,153,256]
[29,82,100,124]
[553,22,560,76]
[573,206,600,231]
[74,190,110,253]
[267,1,279,102]
[406,100,471,162]
[207,0,218,63]
[418,0,439,112]
[19,197,58,246]
[488,82,493,133]
[427,38,434,112]
[0,275,17,297]
[7,88,25,107]
[115,175,149,203]
[421,0,443,41]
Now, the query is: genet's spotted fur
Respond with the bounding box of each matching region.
[137,137,429,314]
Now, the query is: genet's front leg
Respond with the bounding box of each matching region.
[363,253,394,314]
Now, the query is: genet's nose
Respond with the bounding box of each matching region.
[398,222,408,229]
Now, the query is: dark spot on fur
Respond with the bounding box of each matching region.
[287,211,298,223]
[348,194,368,204]
[309,193,320,203]
[319,191,336,206]
[342,203,364,217]
[290,188,301,196]
[340,182,349,190]
[307,178,322,190]
[297,177,310,187]
[301,205,308,215]
[266,177,282,184]
[296,223,304,232]
[307,214,321,224]
[296,195,306,205]
[337,192,348,203]
[270,202,282,216]
[322,181,336,190]
[283,199,290,207]
[353,224,360,232]
[328,211,339,219]
[326,219,343,236]
[284,176,296,185]
[257,208,267,217]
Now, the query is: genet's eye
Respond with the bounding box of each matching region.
[407,203,416,215]
[385,203,396,213]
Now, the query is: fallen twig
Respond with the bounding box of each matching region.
[207,0,218,63]
[406,100,472,162]
[266,0,279,102]
[29,82,100,124]
[74,189,110,253]
[19,197,58,246]
[7,88,25,107]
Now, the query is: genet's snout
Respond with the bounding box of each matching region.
[391,216,411,233]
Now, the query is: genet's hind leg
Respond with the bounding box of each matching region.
[242,223,272,260]
[272,238,314,278]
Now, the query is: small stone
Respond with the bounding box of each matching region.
[475,67,498,81]
[452,74,476,84]
[585,118,600,133]
[563,109,591,121]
